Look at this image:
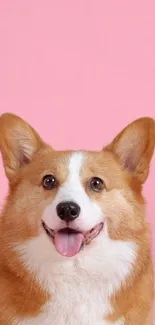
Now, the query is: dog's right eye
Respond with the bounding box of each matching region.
[42,174,58,190]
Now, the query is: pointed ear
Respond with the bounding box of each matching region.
[0,113,44,181]
[105,117,155,183]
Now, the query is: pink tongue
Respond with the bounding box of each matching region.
[54,231,84,257]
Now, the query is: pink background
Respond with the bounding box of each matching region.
[0,0,155,291]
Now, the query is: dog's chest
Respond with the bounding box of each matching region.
[15,274,123,325]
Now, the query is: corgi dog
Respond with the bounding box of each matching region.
[0,113,154,325]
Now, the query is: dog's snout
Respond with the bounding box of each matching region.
[56,201,80,222]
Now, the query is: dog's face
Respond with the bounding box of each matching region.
[0,114,155,264]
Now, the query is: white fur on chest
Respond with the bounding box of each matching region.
[15,272,124,325]
[15,277,123,325]
[14,232,136,325]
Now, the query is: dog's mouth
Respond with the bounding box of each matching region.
[42,221,103,257]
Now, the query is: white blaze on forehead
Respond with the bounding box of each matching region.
[69,151,85,177]
[58,151,86,201]
[42,151,103,231]
[61,152,84,195]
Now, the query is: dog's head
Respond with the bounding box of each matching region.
[0,114,155,269]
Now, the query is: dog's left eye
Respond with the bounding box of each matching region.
[89,177,104,192]
[42,174,57,190]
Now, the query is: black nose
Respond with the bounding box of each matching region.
[56,201,80,222]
